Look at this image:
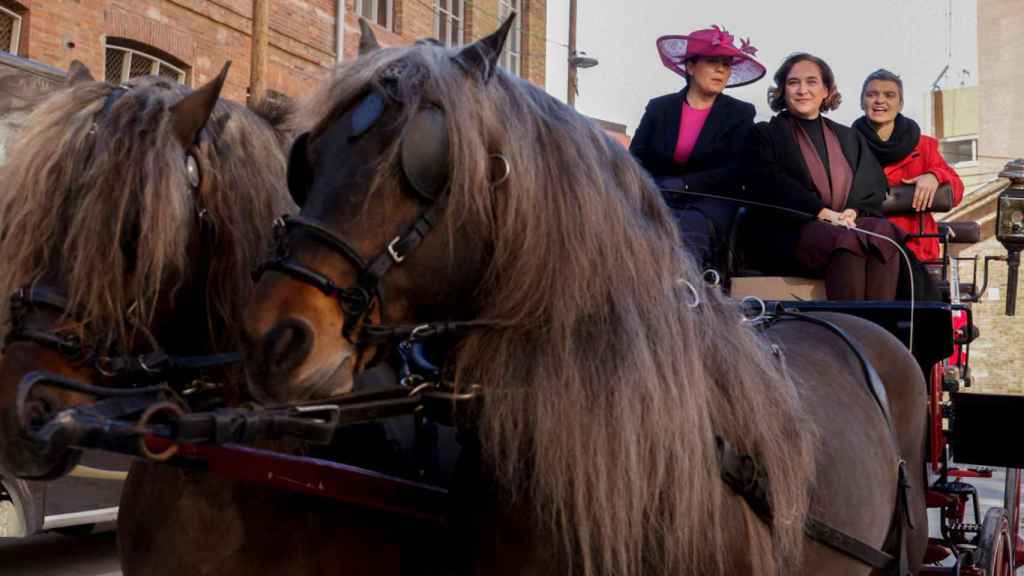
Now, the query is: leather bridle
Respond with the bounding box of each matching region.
[253,85,489,356]
[3,284,239,382]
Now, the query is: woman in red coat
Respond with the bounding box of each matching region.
[853,69,965,263]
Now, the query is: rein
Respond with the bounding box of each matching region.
[3,283,241,382]
[17,346,479,461]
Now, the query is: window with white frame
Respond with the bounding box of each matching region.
[497,0,521,76]
[105,42,188,86]
[940,136,978,167]
[435,0,464,48]
[357,0,392,31]
[0,6,22,55]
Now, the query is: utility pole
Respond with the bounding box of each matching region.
[567,0,578,108]
[249,0,270,107]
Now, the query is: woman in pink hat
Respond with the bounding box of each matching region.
[630,25,765,273]
[745,53,904,301]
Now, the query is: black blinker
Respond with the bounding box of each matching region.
[400,108,449,199]
[287,132,312,207]
[350,91,385,140]
[101,87,129,118]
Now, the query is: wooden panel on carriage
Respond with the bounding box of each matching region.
[761,301,955,374]
[730,276,826,301]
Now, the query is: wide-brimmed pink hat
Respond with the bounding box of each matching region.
[656,25,766,88]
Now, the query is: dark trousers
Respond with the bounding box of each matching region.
[669,197,737,271]
[796,217,902,301]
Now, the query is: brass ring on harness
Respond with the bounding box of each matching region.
[408,382,436,397]
[678,277,701,308]
[94,356,118,377]
[489,154,511,188]
[740,296,767,324]
[702,269,721,287]
[136,401,185,462]
[409,323,433,341]
[137,354,160,374]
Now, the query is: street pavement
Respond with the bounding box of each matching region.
[0,468,1017,575]
[0,529,120,576]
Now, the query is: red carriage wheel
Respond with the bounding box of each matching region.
[973,507,1015,575]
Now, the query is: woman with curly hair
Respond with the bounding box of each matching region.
[746,53,903,301]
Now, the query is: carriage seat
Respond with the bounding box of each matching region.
[725,207,826,300]
[933,221,982,302]
[938,221,981,244]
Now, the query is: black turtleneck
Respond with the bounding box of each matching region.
[796,116,830,174]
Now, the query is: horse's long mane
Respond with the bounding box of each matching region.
[0,76,293,351]
[298,45,815,575]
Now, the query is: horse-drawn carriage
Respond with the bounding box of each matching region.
[1,16,1024,576]
[725,161,1024,575]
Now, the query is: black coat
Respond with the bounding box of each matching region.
[743,111,888,270]
[630,88,755,202]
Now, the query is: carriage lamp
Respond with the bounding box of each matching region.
[996,158,1024,315]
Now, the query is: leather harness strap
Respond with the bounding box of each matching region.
[721,310,913,575]
[774,309,894,429]
[804,517,896,570]
[4,284,242,381]
[716,434,910,574]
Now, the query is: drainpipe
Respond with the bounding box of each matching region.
[336,0,346,63]
[249,0,269,107]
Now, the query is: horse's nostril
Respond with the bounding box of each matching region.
[263,317,314,374]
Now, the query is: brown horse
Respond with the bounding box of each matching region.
[0,62,280,480]
[0,62,416,575]
[243,19,928,575]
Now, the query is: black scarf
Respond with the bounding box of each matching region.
[853,113,921,166]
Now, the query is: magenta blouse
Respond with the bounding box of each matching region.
[672,102,712,164]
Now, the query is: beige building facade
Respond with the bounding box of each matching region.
[926,86,988,191]
[944,0,1024,394]
[977,0,1023,177]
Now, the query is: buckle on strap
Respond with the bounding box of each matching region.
[387,236,405,263]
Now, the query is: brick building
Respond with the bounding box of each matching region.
[0,0,546,103]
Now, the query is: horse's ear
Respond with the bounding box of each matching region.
[358,18,380,56]
[67,60,95,85]
[287,132,312,207]
[171,61,230,148]
[453,13,515,84]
